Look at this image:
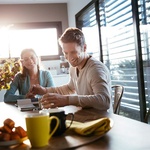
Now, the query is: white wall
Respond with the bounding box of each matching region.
[42,60,60,75]
[67,0,91,27]
[0,4,68,32]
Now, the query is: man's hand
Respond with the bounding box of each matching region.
[40,93,69,109]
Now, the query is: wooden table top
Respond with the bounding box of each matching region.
[0,102,150,150]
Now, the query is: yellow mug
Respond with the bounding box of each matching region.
[25,114,59,148]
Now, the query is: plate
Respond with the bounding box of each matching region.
[48,118,113,150]
[0,136,28,147]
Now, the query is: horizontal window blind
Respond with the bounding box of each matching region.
[99,0,141,120]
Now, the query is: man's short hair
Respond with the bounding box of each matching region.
[58,27,86,48]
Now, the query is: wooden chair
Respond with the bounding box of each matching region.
[112,85,124,114]
[145,108,150,123]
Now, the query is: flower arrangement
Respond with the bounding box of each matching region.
[0,59,21,90]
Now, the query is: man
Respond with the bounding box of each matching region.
[31,27,112,111]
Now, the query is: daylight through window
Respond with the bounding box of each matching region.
[0,22,62,60]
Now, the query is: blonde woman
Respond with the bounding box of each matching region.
[4,48,54,103]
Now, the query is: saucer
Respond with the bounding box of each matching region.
[39,108,64,114]
[0,136,28,147]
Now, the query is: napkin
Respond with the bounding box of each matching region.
[66,117,112,136]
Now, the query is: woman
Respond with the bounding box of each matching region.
[4,48,54,103]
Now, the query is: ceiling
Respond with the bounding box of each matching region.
[0,0,69,4]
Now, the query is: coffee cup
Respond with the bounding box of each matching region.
[25,113,59,148]
[40,109,74,136]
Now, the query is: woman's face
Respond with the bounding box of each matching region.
[21,51,38,70]
[62,42,86,67]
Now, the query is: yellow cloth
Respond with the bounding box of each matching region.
[66,117,112,136]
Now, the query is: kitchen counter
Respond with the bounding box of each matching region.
[52,74,69,86]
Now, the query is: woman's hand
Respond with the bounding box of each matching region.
[40,93,69,109]
[25,91,35,99]
[29,84,47,95]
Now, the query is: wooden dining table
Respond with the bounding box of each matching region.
[0,101,150,150]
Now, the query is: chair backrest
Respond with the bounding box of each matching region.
[112,85,124,114]
[145,109,150,123]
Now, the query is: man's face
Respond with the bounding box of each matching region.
[62,42,85,67]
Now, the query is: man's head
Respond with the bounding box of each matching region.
[58,27,87,68]
[58,27,86,48]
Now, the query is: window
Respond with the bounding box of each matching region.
[138,0,150,122]
[76,2,100,60]
[0,22,62,60]
[76,0,149,122]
